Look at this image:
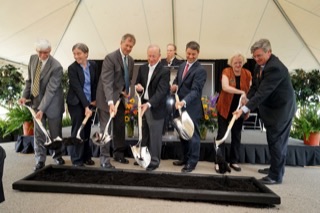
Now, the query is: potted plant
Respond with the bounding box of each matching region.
[4,104,34,137]
[292,104,320,146]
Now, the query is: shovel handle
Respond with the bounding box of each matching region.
[174,88,183,115]
[111,99,121,118]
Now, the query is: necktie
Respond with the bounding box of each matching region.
[259,66,263,79]
[182,63,189,79]
[32,60,42,97]
[123,56,129,94]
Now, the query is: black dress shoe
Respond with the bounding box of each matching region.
[259,176,282,185]
[101,163,115,169]
[146,164,159,171]
[230,164,241,172]
[54,157,65,165]
[181,164,195,173]
[133,161,139,166]
[34,162,45,171]
[114,157,129,164]
[84,159,95,165]
[258,168,269,174]
[73,163,84,167]
[173,160,186,166]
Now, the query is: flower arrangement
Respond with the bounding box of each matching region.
[200,93,219,135]
[124,96,138,137]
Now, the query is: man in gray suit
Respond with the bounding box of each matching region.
[19,39,65,171]
[96,33,136,168]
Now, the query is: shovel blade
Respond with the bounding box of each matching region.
[131,146,151,168]
[173,116,194,140]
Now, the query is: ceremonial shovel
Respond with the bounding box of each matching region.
[91,99,120,146]
[172,89,194,140]
[214,94,245,174]
[23,104,62,150]
[62,113,91,146]
[131,87,151,168]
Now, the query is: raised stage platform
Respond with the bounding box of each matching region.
[14,128,320,167]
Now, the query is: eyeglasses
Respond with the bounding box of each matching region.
[37,51,50,55]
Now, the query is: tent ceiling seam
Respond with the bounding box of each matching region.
[274,0,320,67]
[142,0,151,44]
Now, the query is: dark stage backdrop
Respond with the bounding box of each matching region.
[93,59,256,97]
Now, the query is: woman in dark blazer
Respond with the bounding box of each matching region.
[66,43,98,167]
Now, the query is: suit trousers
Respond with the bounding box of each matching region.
[143,110,164,166]
[180,118,201,167]
[265,118,293,182]
[33,113,64,164]
[216,113,244,163]
[67,104,93,165]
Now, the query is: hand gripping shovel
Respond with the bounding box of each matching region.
[214,94,245,174]
[172,89,194,140]
[91,99,120,146]
[131,87,151,168]
[23,104,62,150]
[63,113,91,146]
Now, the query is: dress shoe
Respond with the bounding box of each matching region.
[258,168,269,174]
[114,157,129,164]
[146,164,159,171]
[101,163,115,169]
[54,157,65,165]
[181,164,195,173]
[34,162,45,171]
[230,163,241,172]
[259,176,282,185]
[84,159,95,165]
[73,163,84,167]
[173,160,186,166]
[133,161,139,166]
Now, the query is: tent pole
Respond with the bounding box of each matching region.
[273,0,320,67]
[53,0,82,56]
[171,0,176,44]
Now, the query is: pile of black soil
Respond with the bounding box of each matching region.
[32,167,261,193]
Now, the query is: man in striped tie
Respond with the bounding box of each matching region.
[19,39,65,171]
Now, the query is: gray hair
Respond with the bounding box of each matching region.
[227,53,247,66]
[250,38,272,53]
[147,44,161,55]
[35,39,51,51]
[72,43,89,53]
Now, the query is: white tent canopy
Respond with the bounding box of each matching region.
[0,0,319,71]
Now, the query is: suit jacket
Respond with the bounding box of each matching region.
[173,61,207,120]
[247,54,296,128]
[135,63,170,120]
[23,54,64,119]
[96,49,134,111]
[66,60,98,107]
[160,57,182,67]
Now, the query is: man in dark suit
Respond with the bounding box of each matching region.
[135,44,170,171]
[160,43,182,67]
[96,33,136,168]
[171,41,207,173]
[234,38,296,184]
[19,39,65,171]
[66,43,98,167]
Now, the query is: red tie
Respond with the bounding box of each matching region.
[182,63,189,79]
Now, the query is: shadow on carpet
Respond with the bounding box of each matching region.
[12,165,280,206]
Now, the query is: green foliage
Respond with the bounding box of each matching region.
[4,104,32,136]
[62,116,72,127]
[291,104,320,140]
[0,119,8,137]
[291,69,320,107]
[0,64,24,109]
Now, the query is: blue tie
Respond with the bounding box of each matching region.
[123,56,129,94]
